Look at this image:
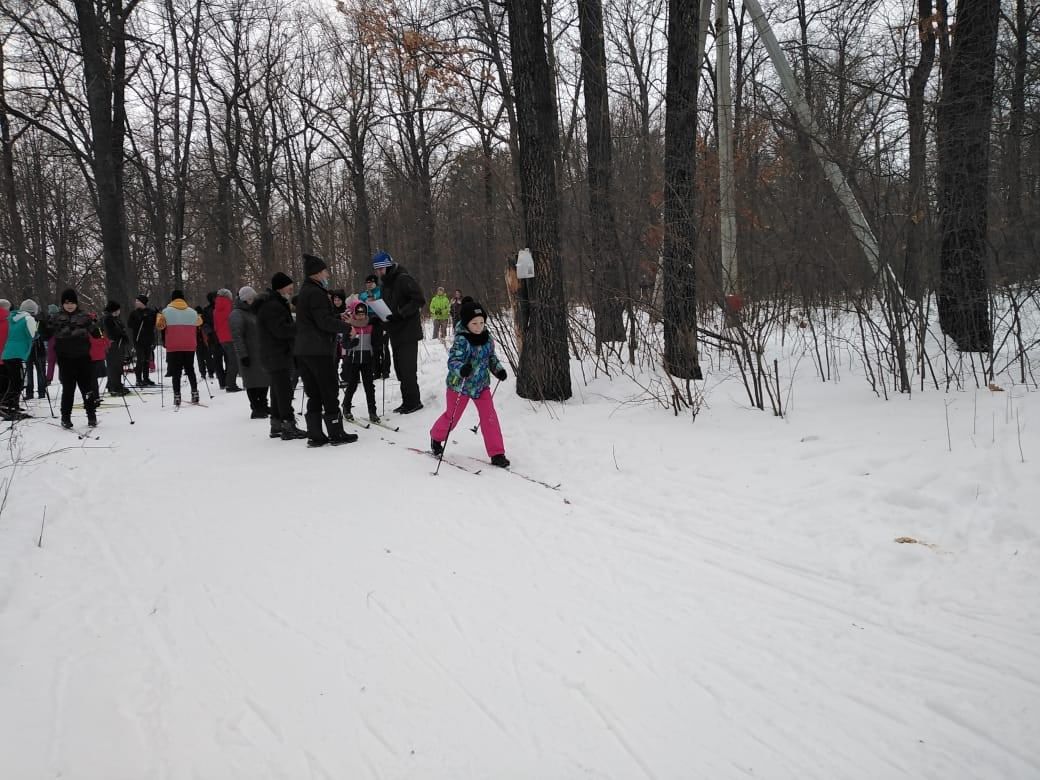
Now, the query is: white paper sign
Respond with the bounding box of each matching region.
[367,298,392,322]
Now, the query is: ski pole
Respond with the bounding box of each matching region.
[470,379,501,434]
[43,384,55,418]
[119,383,135,425]
[159,345,165,408]
[434,390,466,477]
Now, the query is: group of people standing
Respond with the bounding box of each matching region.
[8,250,511,466]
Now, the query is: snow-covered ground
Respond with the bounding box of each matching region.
[1,324,1037,779]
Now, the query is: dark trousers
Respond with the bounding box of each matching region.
[268,369,293,421]
[58,357,97,418]
[343,360,376,415]
[106,342,125,391]
[1,360,23,411]
[207,340,226,385]
[222,342,239,388]
[297,354,340,421]
[134,342,153,383]
[167,351,198,395]
[246,386,269,413]
[390,335,420,407]
[24,341,47,396]
[373,323,391,378]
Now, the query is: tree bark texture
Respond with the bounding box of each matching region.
[507,0,572,401]
[661,0,702,378]
[936,0,999,352]
[577,0,626,344]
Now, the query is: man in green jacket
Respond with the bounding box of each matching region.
[430,286,451,340]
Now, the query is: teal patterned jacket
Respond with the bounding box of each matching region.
[446,323,505,398]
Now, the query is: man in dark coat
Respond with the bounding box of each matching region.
[372,250,425,413]
[293,254,357,446]
[101,300,129,396]
[126,294,157,386]
[256,273,306,440]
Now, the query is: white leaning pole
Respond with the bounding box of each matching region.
[741,0,904,296]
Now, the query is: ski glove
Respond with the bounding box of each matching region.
[494,367,507,381]
[240,356,250,367]
[459,363,473,378]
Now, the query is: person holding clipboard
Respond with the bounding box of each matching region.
[371,251,425,414]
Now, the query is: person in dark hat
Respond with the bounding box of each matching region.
[127,294,157,386]
[372,250,425,413]
[49,288,101,428]
[293,254,357,446]
[256,272,306,440]
[101,300,130,396]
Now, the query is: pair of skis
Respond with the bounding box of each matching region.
[47,421,101,440]
[406,446,561,491]
[345,416,399,432]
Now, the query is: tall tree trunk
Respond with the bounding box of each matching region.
[936,0,999,352]
[73,0,132,308]
[661,0,702,379]
[905,0,937,299]
[351,166,372,274]
[0,41,33,299]
[577,0,625,344]
[1004,0,1027,245]
[507,0,572,401]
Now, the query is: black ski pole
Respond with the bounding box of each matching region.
[470,379,501,434]
[159,344,165,408]
[119,383,135,424]
[434,390,466,476]
[43,384,56,418]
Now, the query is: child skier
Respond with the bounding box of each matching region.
[430,299,509,467]
[340,299,379,423]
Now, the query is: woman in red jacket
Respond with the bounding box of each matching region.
[214,288,241,392]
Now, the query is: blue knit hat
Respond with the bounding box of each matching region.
[372,251,394,269]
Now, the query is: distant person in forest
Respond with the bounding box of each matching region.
[430,286,451,340]
[0,299,38,417]
[450,289,463,328]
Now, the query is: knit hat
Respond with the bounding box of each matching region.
[61,288,78,305]
[238,286,257,303]
[459,299,486,327]
[216,288,233,300]
[271,272,293,292]
[19,299,38,315]
[352,300,368,314]
[104,299,121,313]
[136,294,149,305]
[0,299,10,311]
[171,289,185,301]
[303,253,328,276]
[365,274,378,284]
[372,251,394,269]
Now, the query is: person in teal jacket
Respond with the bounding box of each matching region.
[0,299,37,415]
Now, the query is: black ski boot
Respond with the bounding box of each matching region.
[269,418,283,439]
[305,412,329,447]
[326,415,358,446]
[430,438,444,456]
[281,416,308,441]
[191,390,200,405]
[85,394,98,427]
[369,407,379,424]
[173,393,182,407]
[490,454,510,468]
[61,415,73,429]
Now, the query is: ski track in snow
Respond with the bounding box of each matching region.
[0,340,1038,779]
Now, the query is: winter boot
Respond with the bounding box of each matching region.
[269,418,283,439]
[430,438,444,456]
[173,393,182,407]
[86,410,98,428]
[490,454,510,468]
[191,390,200,405]
[305,412,329,447]
[85,394,98,427]
[326,415,358,446]
[61,415,73,429]
[280,416,308,440]
[369,413,380,424]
